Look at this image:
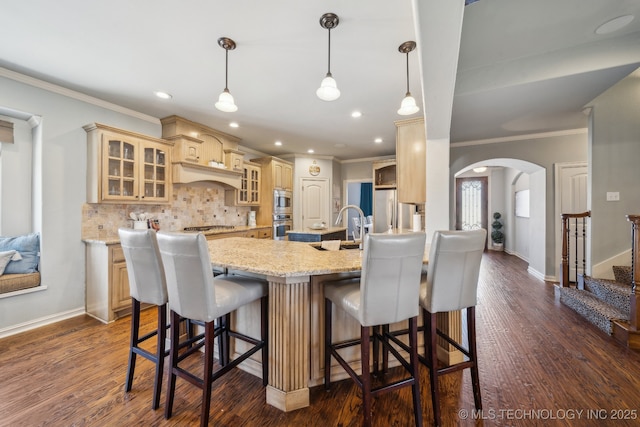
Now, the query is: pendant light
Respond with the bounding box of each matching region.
[397,41,420,116]
[215,37,238,113]
[316,13,340,101]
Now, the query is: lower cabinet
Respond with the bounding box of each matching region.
[245,228,272,239]
[85,226,273,323]
[85,242,133,323]
[110,246,131,313]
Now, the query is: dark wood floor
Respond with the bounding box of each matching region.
[2,251,640,426]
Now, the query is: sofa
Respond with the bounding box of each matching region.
[0,232,40,294]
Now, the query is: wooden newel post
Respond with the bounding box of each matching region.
[561,214,570,287]
[626,215,640,330]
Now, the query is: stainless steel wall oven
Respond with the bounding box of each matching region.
[273,213,292,240]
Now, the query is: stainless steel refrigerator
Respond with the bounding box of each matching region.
[373,188,410,232]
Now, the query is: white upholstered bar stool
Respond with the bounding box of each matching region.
[324,232,426,427]
[156,231,268,427]
[420,229,486,426]
[118,228,171,410]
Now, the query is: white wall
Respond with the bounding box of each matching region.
[587,68,640,265]
[0,74,160,333]
[513,173,530,261]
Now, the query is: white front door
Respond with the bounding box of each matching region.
[301,178,330,229]
[555,162,588,281]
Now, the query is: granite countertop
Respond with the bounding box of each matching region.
[286,226,346,235]
[207,235,429,278]
[82,224,271,245]
[208,237,363,277]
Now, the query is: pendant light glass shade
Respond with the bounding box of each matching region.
[398,93,419,115]
[316,73,340,101]
[215,37,238,113]
[215,88,238,112]
[397,41,419,116]
[317,13,340,101]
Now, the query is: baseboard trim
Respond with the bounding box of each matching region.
[0,307,85,339]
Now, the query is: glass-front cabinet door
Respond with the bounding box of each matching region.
[86,123,172,204]
[104,138,137,201]
[99,131,171,203]
[248,164,260,204]
[142,145,168,201]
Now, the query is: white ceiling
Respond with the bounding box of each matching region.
[1,0,640,160]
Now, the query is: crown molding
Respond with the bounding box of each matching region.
[0,67,159,124]
[451,128,588,148]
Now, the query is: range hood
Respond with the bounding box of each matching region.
[172,162,242,189]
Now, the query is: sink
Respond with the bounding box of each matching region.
[311,241,361,251]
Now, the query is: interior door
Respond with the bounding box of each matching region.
[556,162,588,281]
[301,178,330,229]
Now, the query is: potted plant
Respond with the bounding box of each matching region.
[491,212,504,251]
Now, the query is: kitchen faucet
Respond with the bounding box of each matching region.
[335,205,366,246]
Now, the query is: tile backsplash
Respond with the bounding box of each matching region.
[82,182,253,240]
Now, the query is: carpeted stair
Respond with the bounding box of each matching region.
[559,266,632,335]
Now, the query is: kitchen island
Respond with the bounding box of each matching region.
[285,226,347,242]
[207,236,461,413]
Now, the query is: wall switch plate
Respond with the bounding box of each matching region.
[606,192,620,201]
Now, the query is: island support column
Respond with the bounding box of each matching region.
[265,275,310,411]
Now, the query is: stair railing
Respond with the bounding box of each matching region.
[560,211,590,287]
[626,215,640,329]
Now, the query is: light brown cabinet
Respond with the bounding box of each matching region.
[253,228,272,239]
[165,134,203,163]
[225,149,245,173]
[84,123,173,204]
[225,162,261,206]
[373,159,397,189]
[85,242,134,323]
[273,161,293,190]
[255,156,293,191]
[110,246,131,313]
[204,227,271,240]
[160,115,241,168]
[252,156,294,227]
[395,117,426,204]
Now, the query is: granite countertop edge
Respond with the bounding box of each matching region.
[82,225,272,245]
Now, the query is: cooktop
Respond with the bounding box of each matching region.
[183,225,236,232]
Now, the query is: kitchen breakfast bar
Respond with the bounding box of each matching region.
[207,236,462,412]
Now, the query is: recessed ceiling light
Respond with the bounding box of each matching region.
[308,149,315,154]
[351,111,362,118]
[154,91,172,99]
[473,166,487,173]
[595,14,634,35]
[275,141,282,146]
[229,122,239,128]
[374,137,383,144]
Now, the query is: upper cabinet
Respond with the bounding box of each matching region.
[225,161,261,206]
[395,117,426,204]
[373,159,397,189]
[254,156,293,191]
[84,123,173,204]
[252,156,294,227]
[160,115,243,188]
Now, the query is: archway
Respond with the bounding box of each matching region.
[454,158,547,281]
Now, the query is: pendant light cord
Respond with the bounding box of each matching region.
[327,28,332,75]
[225,48,229,91]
